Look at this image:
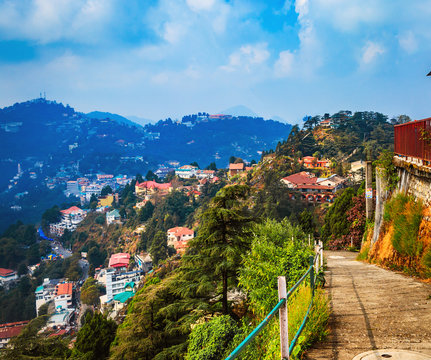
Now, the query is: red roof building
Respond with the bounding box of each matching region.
[60,206,84,215]
[280,171,346,203]
[135,181,172,196]
[108,253,130,268]
[167,227,194,249]
[55,283,73,297]
[0,321,29,348]
[229,163,245,177]
[0,268,15,277]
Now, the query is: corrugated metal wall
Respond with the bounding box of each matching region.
[394,118,431,161]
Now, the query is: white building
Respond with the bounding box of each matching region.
[0,268,18,286]
[175,165,197,179]
[54,282,74,311]
[65,180,80,197]
[195,170,215,179]
[106,209,121,225]
[50,206,86,237]
[35,278,60,315]
[102,269,143,302]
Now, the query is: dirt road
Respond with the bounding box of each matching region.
[304,251,431,360]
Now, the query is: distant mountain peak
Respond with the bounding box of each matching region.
[86,111,141,128]
[219,105,257,117]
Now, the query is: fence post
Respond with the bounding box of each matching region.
[319,241,323,270]
[309,256,315,297]
[278,276,289,360]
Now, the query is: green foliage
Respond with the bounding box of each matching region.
[149,231,169,266]
[3,314,71,359]
[110,272,190,360]
[81,278,103,306]
[95,215,106,225]
[177,185,255,314]
[299,210,315,235]
[0,275,36,323]
[384,193,423,258]
[41,205,61,227]
[320,188,355,244]
[423,248,431,269]
[239,219,313,317]
[101,185,113,196]
[72,312,117,360]
[185,315,240,360]
[374,150,399,191]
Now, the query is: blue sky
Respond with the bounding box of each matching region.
[0,0,430,124]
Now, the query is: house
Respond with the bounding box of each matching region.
[317,174,347,190]
[54,282,74,311]
[35,278,60,315]
[175,165,198,179]
[106,209,121,225]
[301,156,330,169]
[229,163,245,177]
[134,253,153,273]
[280,171,347,203]
[320,118,334,128]
[101,268,143,301]
[98,194,115,207]
[154,167,175,179]
[167,227,194,254]
[112,282,136,312]
[49,206,86,237]
[0,321,29,348]
[108,253,130,270]
[0,268,17,285]
[135,181,172,196]
[195,170,215,179]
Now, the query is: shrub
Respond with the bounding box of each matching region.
[374,150,399,191]
[186,315,239,360]
[384,193,423,259]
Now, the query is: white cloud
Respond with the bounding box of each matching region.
[398,31,418,54]
[0,0,113,44]
[274,50,294,77]
[186,0,215,12]
[221,43,270,72]
[163,21,187,44]
[295,0,309,19]
[361,41,385,65]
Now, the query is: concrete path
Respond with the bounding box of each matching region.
[304,251,431,360]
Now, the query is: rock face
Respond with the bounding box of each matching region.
[372,157,431,247]
[371,169,390,246]
[394,156,431,206]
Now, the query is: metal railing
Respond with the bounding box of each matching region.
[225,241,324,360]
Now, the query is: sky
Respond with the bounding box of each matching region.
[0,0,430,124]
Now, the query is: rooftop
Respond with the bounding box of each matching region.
[167,227,194,237]
[109,253,130,268]
[0,268,15,277]
[229,163,245,170]
[0,321,29,340]
[60,206,84,215]
[55,283,73,296]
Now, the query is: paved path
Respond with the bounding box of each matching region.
[304,251,431,360]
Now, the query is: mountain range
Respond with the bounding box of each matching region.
[0,98,291,230]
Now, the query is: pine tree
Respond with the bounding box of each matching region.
[72,312,117,360]
[176,185,255,314]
